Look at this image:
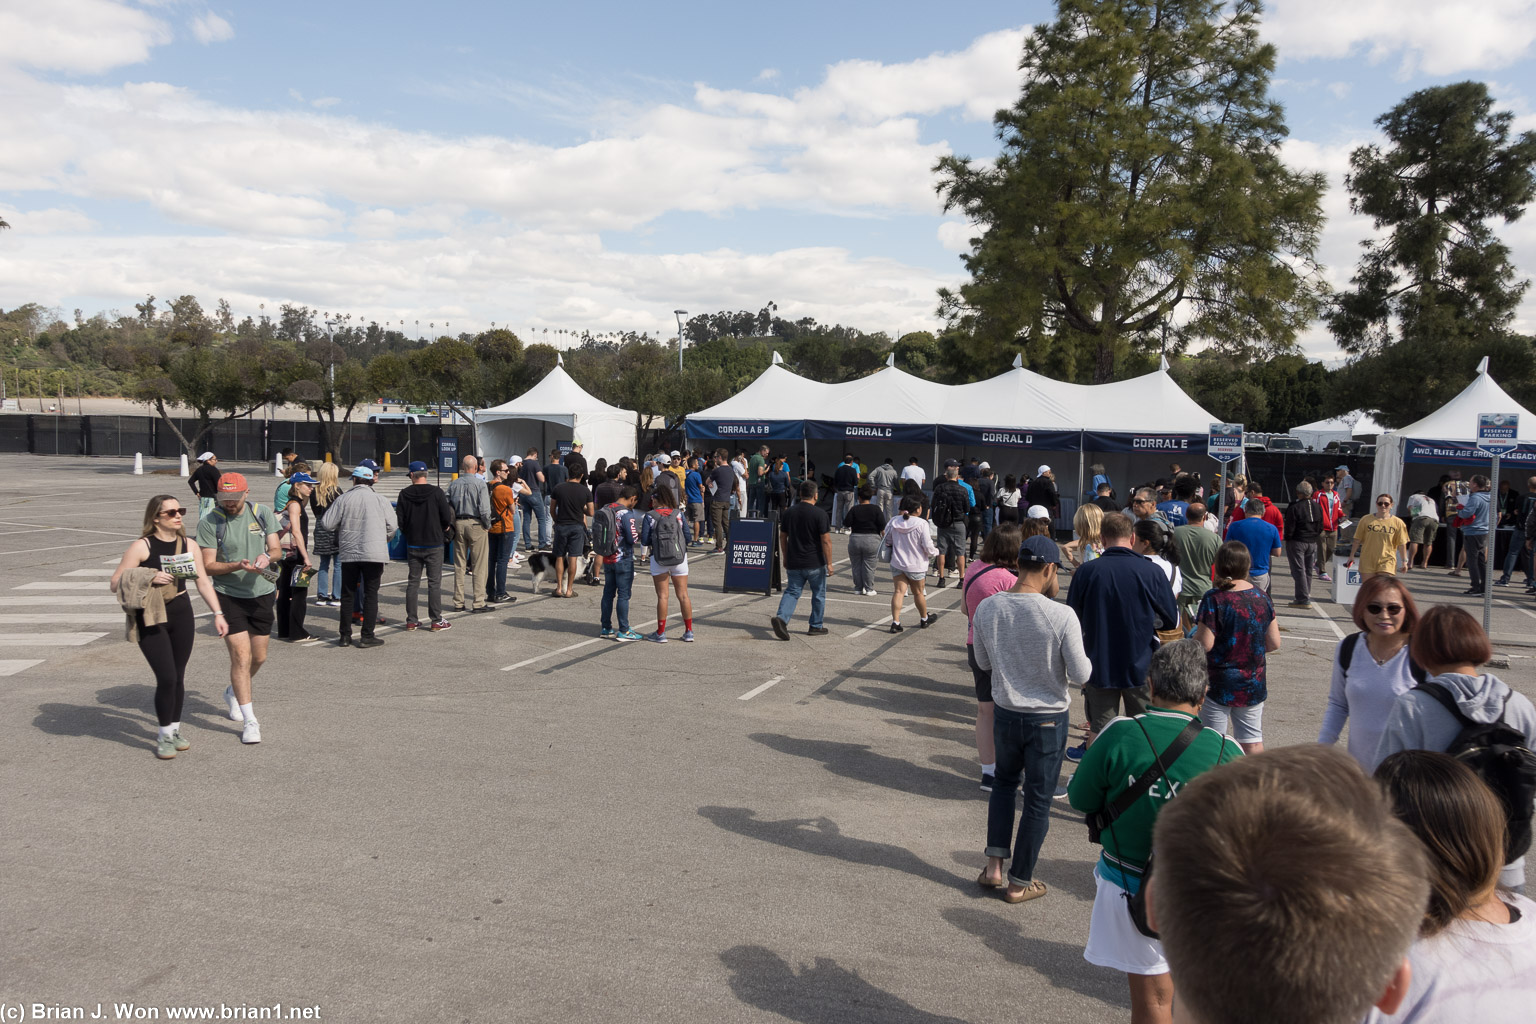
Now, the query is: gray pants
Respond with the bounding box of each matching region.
[1465,533,1489,591]
[877,490,895,521]
[1287,541,1317,604]
[847,533,881,592]
[832,490,856,530]
[405,544,444,624]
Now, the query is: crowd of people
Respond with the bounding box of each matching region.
[123,444,1536,1022]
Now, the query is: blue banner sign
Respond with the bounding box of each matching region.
[937,425,1081,449]
[1082,431,1205,454]
[685,419,805,443]
[438,435,458,473]
[1404,438,1536,466]
[805,420,935,443]
[1476,413,1520,456]
[723,516,777,595]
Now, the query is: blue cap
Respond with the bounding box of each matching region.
[1018,535,1061,565]
[288,471,319,485]
[408,461,429,473]
[352,466,375,481]
[359,458,381,471]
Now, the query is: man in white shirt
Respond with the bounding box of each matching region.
[900,456,926,489]
[1404,487,1440,572]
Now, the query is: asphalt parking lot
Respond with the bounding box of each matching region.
[3,453,1535,1024]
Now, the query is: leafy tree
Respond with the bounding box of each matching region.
[1329,81,1536,425]
[935,0,1327,383]
[117,335,290,457]
[286,338,375,458]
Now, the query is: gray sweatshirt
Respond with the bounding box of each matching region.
[971,592,1092,712]
[1374,671,1536,887]
[446,475,491,529]
[320,483,398,564]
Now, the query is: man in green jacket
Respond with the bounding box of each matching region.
[1067,639,1242,1024]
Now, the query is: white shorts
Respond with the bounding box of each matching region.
[1083,866,1168,976]
[1199,700,1264,744]
[649,556,689,578]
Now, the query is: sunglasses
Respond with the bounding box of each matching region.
[1376,501,1392,507]
[1366,603,1404,616]
[159,508,186,517]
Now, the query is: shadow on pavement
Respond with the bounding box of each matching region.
[699,807,964,890]
[720,945,971,1024]
[828,684,973,722]
[749,733,975,800]
[882,717,975,746]
[940,906,1127,1008]
[33,685,228,752]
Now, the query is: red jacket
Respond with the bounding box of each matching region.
[1225,495,1285,540]
[1315,490,1342,531]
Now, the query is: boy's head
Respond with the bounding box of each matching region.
[1152,746,1426,1024]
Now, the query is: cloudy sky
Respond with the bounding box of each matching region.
[1,0,1534,357]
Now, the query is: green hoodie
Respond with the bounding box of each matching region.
[1067,707,1242,893]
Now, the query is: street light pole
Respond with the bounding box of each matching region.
[674,310,688,373]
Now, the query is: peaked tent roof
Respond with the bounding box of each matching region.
[686,356,833,423]
[1391,358,1536,441]
[477,363,634,426]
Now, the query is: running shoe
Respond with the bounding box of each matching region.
[920,613,938,628]
[934,577,946,589]
[615,630,642,642]
[405,621,422,631]
[357,636,385,648]
[889,621,903,633]
[430,620,453,631]
[770,616,790,641]
[1065,744,1087,763]
[980,773,994,792]
[241,718,262,744]
[1496,578,1510,587]
[172,731,190,751]
[681,629,695,642]
[1318,573,1332,583]
[156,735,178,760]
[643,631,668,643]
[1053,785,1069,800]
[222,684,242,722]
[600,628,616,640]
[807,626,829,636]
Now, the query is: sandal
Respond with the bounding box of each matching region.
[976,870,1005,890]
[1002,880,1048,904]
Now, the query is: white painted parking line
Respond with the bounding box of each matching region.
[0,613,123,624]
[0,520,131,537]
[739,676,784,701]
[1497,599,1536,622]
[0,659,45,676]
[499,593,752,671]
[0,595,120,605]
[61,569,115,577]
[12,582,110,590]
[0,633,109,646]
[0,539,133,557]
[1310,603,1346,639]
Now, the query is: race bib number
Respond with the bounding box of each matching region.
[161,552,197,580]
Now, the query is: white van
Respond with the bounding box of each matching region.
[367,413,437,425]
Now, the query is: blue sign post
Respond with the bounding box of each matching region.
[1207,422,1244,525]
[723,516,778,595]
[437,435,459,484]
[1475,413,1519,631]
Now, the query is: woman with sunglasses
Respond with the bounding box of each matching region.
[110,494,229,759]
[1348,493,1410,576]
[1318,575,1423,768]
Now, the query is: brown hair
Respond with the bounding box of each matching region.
[1100,511,1134,543]
[140,494,187,539]
[1212,540,1251,590]
[1410,605,1492,669]
[1351,576,1420,634]
[978,522,1023,569]
[1018,518,1052,539]
[1153,746,1428,1024]
[1374,750,1505,938]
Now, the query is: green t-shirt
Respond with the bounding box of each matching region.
[1066,707,1242,891]
[274,481,292,513]
[196,502,279,599]
[1172,523,1221,603]
[747,454,766,485]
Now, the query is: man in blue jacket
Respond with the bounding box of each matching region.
[1065,511,1179,759]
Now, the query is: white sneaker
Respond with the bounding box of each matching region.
[241,717,262,744]
[223,685,242,722]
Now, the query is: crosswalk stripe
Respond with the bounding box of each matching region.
[0,633,109,646]
[0,596,121,605]
[0,614,124,624]
[61,569,116,577]
[12,582,110,590]
[0,660,45,676]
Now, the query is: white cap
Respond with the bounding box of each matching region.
[978,461,990,470]
[1036,465,1051,476]
[197,451,215,462]
[1026,504,1051,520]
[670,450,680,457]
[656,454,671,466]
[510,455,523,465]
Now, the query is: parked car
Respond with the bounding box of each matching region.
[1265,435,1306,452]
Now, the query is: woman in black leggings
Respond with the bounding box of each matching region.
[111,494,229,760]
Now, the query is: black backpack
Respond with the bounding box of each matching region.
[932,484,963,528]
[1415,681,1536,863]
[1338,632,1428,685]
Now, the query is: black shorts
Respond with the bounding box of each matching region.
[967,643,993,703]
[552,522,588,558]
[221,592,275,637]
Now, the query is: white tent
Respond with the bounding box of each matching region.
[475,359,638,465]
[1290,411,1384,450]
[1373,358,1536,503]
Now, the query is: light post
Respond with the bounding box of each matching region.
[674,309,688,372]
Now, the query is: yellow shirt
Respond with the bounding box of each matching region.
[1356,514,1408,574]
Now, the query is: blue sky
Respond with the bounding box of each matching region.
[2,0,1534,356]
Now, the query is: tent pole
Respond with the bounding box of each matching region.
[1077,437,1086,522]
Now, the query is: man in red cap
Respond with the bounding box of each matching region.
[195,471,282,745]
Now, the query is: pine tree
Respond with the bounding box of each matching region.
[935,0,1326,383]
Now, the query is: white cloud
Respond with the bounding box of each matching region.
[1327,81,1351,100]
[309,96,340,109]
[0,208,98,234]
[0,0,172,74]
[190,11,233,45]
[1266,0,1536,76]
[754,68,779,82]
[937,220,974,253]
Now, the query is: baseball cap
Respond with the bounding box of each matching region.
[359,458,381,472]
[670,450,680,457]
[1026,504,1051,520]
[197,451,215,462]
[510,455,523,465]
[288,471,319,485]
[352,466,375,481]
[978,461,990,470]
[217,472,248,494]
[1018,535,1061,565]
[408,461,428,473]
[1336,463,1348,470]
[656,454,671,466]
[1036,464,1051,476]
[944,458,960,467]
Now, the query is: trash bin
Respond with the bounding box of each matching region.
[1332,557,1364,606]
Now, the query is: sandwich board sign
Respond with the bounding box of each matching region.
[1208,423,1244,462]
[1475,413,1519,457]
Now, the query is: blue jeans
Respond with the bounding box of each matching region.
[1501,527,1531,582]
[488,531,512,597]
[982,507,995,537]
[985,705,1069,886]
[521,493,550,549]
[601,560,635,632]
[317,552,341,600]
[775,566,827,629]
